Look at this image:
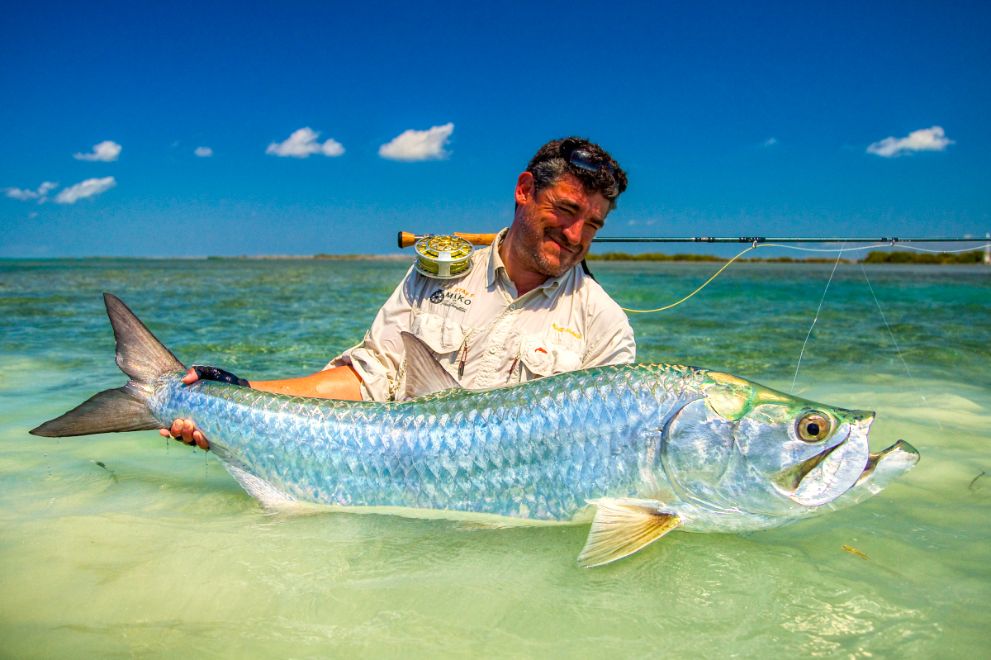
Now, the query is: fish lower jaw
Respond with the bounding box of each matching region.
[650,500,786,534]
[675,510,791,534]
[857,439,920,485]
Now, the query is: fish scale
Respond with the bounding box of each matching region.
[151,366,676,521]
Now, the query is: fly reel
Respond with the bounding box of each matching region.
[413,234,474,279]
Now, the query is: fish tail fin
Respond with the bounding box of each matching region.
[30,387,162,437]
[29,293,185,438]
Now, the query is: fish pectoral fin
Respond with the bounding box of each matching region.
[399,331,462,400]
[577,498,681,568]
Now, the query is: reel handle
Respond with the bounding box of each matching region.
[397,231,497,249]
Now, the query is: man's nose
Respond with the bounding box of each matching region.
[561,218,585,245]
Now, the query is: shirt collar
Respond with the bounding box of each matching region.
[486,228,510,289]
[487,227,575,297]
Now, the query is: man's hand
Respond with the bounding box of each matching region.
[160,368,209,450]
[160,417,209,450]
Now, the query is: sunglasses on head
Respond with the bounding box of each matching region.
[564,147,617,178]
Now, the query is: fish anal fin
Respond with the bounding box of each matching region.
[223,463,297,510]
[577,498,681,568]
[400,331,461,399]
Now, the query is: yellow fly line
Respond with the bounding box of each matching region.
[620,244,759,314]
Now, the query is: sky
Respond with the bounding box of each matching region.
[1,0,989,257]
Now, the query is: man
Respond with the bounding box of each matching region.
[165,137,634,449]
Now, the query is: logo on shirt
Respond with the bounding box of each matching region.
[427,287,474,312]
[552,322,582,340]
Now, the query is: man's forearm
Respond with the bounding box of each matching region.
[250,365,363,401]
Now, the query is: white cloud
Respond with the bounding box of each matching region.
[762,137,778,147]
[54,176,116,204]
[74,140,122,162]
[194,146,213,157]
[266,127,344,158]
[379,122,454,161]
[5,187,37,201]
[5,181,58,202]
[866,126,953,158]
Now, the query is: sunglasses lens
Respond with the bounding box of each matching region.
[568,149,598,172]
[568,148,615,176]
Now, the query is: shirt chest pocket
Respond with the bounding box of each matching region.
[410,310,467,363]
[518,333,584,378]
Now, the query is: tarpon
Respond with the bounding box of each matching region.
[31,294,919,567]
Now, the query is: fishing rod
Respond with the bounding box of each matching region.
[399,230,989,311]
[590,236,986,244]
[397,231,988,248]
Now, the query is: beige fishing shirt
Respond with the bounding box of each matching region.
[327,229,636,401]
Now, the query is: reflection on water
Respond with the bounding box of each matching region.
[1,259,989,656]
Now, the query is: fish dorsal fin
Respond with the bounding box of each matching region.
[578,498,681,568]
[103,292,184,384]
[400,331,461,399]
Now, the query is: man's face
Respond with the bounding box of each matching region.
[512,172,610,277]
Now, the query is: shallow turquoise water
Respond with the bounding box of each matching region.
[1,258,989,657]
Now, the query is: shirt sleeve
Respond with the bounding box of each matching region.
[325,267,416,401]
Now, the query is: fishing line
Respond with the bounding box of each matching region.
[765,242,991,255]
[619,241,990,313]
[612,239,987,401]
[620,244,758,313]
[619,242,878,314]
[884,243,991,254]
[760,242,891,254]
[792,251,843,390]
[859,265,943,431]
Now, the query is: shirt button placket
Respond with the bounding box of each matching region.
[475,307,519,389]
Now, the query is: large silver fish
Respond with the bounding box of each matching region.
[32,294,919,567]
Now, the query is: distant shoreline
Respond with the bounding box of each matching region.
[2,249,986,265]
[587,249,988,265]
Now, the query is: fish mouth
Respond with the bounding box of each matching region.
[819,439,920,511]
[775,426,919,508]
[774,417,873,507]
[775,441,845,492]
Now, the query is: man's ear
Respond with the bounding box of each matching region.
[515,171,535,206]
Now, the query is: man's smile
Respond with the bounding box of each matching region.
[545,232,581,257]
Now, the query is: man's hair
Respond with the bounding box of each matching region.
[526,137,628,208]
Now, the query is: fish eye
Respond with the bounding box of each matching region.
[796,412,831,442]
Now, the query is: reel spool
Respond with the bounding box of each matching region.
[413,234,474,279]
